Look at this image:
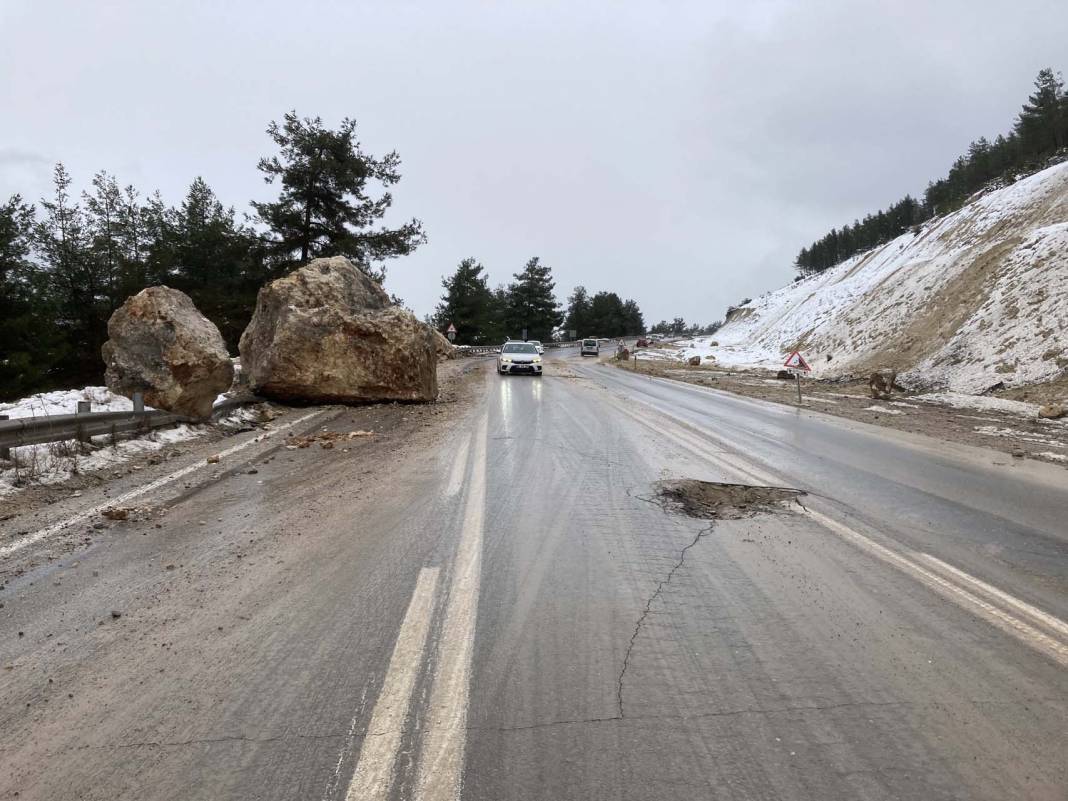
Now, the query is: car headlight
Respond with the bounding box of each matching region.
[501,357,512,363]
[533,357,541,363]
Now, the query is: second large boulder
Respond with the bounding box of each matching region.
[239,257,437,403]
[102,286,234,420]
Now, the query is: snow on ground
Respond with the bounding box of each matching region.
[863,405,903,415]
[0,425,201,497]
[0,386,263,497]
[912,392,1043,417]
[0,387,147,418]
[639,160,1068,394]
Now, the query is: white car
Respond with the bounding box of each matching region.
[529,340,545,354]
[498,341,543,376]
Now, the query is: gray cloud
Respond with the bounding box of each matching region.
[1,0,1066,324]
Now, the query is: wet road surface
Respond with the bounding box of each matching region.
[1,351,1066,800]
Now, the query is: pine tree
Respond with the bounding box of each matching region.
[35,164,106,385]
[252,111,426,276]
[0,195,64,398]
[621,299,645,335]
[83,171,124,311]
[1015,68,1066,157]
[504,257,562,341]
[563,285,592,337]
[432,258,496,345]
[588,291,625,336]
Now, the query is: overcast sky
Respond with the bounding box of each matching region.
[3,0,1067,325]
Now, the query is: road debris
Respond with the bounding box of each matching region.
[285,430,375,449]
[652,479,804,519]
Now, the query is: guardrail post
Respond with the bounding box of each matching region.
[76,400,91,444]
[133,392,144,413]
[0,415,9,460]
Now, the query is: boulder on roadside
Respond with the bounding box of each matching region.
[102,287,233,420]
[869,369,899,399]
[687,355,701,366]
[432,329,457,361]
[239,257,436,403]
[1038,403,1065,419]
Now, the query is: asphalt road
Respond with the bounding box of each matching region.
[1,351,1066,800]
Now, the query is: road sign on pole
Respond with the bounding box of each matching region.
[783,351,811,372]
[446,323,457,342]
[783,351,810,404]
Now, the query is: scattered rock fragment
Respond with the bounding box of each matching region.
[1038,404,1065,420]
[101,508,129,521]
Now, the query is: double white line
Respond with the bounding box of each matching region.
[344,414,488,801]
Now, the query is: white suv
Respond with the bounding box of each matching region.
[498,341,543,375]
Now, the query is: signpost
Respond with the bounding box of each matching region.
[783,350,811,404]
[446,323,457,343]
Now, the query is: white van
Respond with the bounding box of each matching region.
[580,339,599,356]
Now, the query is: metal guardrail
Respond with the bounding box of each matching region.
[0,395,259,454]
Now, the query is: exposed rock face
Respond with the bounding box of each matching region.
[102,287,233,420]
[432,329,457,361]
[239,257,436,403]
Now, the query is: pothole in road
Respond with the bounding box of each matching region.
[652,479,805,519]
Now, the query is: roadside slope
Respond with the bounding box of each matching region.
[678,161,1068,393]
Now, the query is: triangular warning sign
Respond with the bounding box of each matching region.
[783,350,811,372]
[446,323,457,334]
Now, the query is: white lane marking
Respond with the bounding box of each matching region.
[917,552,1068,639]
[811,510,1068,667]
[607,393,1068,667]
[415,413,488,801]
[345,567,441,801]
[445,432,472,498]
[0,410,324,560]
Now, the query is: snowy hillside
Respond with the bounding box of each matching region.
[673,161,1068,393]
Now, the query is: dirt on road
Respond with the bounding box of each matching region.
[0,358,487,578]
[608,358,1068,467]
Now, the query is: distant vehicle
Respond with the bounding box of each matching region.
[580,338,599,356]
[498,341,542,375]
[529,340,545,354]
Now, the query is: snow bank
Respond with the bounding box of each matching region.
[0,387,148,418]
[0,385,263,497]
[651,161,1068,393]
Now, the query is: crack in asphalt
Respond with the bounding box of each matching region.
[616,522,715,718]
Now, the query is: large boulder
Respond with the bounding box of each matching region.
[239,257,437,403]
[432,329,458,361]
[102,287,234,420]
